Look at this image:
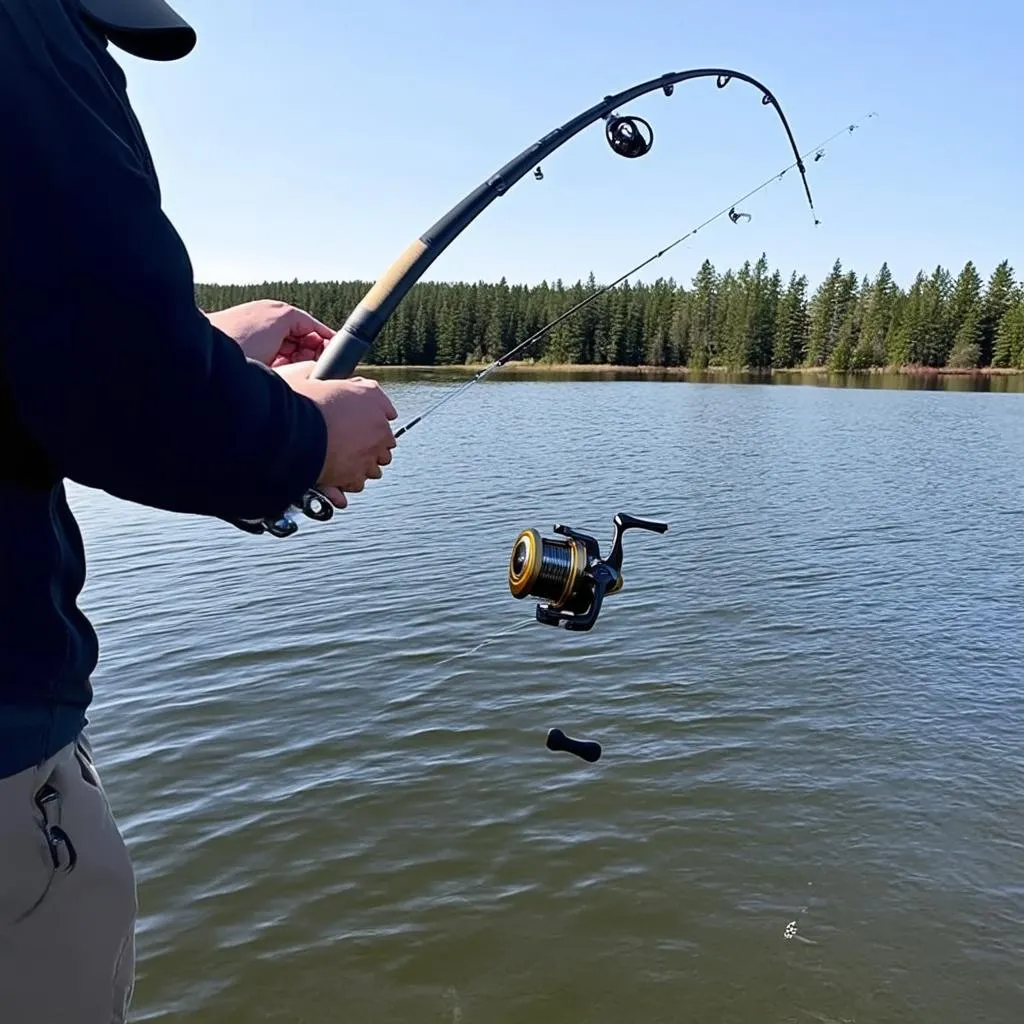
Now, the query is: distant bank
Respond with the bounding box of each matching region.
[361,363,1024,394]
[365,362,1024,377]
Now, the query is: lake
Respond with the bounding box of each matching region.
[70,373,1024,1023]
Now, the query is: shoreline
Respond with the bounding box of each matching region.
[364,362,1024,378]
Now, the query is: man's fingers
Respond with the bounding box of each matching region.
[287,309,335,341]
[373,391,398,420]
[296,330,325,350]
[274,360,317,381]
[352,376,397,419]
[320,486,347,509]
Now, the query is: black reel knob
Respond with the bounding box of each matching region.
[546,728,601,763]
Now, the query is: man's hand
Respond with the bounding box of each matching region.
[277,362,398,509]
[204,299,334,367]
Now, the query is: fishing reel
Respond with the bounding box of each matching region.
[508,512,668,631]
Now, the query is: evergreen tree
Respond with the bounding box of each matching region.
[947,306,983,369]
[806,259,852,366]
[193,255,1020,372]
[993,289,1024,370]
[687,260,719,370]
[981,260,1016,365]
[772,272,809,368]
[852,263,896,368]
[722,260,753,369]
[940,261,982,368]
[887,272,925,366]
[750,263,781,369]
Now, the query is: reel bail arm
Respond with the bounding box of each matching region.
[508,512,668,631]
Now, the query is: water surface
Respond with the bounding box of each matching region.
[72,376,1024,1023]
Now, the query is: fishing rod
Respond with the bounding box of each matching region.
[314,68,813,384]
[222,73,877,761]
[229,69,817,534]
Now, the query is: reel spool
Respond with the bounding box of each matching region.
[508,512,668,631]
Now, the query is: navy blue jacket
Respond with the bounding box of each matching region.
[0,0,328,778]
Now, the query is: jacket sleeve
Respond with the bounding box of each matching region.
[0,26,327,523]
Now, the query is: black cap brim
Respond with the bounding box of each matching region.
[79,0,196,61]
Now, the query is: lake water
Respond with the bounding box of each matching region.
[70,374,1024,1023]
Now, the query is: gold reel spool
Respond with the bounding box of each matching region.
[508,528,587,610]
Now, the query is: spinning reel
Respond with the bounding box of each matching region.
[508,512,668,631]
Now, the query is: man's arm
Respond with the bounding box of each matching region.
[0,16,327,523]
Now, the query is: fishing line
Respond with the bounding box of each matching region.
[391,110,879,441]
[423,617,536,673]
[377,618,535,709]
[381,617,602,762]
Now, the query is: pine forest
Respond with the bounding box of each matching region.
[196,256,1024,372]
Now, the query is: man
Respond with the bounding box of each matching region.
[0,1,398,1020]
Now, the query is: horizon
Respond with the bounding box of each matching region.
[190,255,1016,293]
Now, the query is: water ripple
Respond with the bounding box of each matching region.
[68,378,1024,1024]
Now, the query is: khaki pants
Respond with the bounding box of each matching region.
[0,734,137,1023]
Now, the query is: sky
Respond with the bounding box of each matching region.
[117,0,1023,295]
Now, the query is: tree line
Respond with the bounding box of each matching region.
[195,255,1024,371]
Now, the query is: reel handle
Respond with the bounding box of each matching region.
[614,513,669,534]
[607,512,669,571]
[546,728,602,763]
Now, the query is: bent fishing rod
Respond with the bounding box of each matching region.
[229,67,823,542]
[316,67,813,383]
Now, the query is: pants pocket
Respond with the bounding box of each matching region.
[0,741,138,1023]
[0,769,64,926]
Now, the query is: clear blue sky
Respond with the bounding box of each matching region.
[119,0,1022,294]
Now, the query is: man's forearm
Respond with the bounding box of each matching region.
[4,293,327,520]
[3,45,328,522]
